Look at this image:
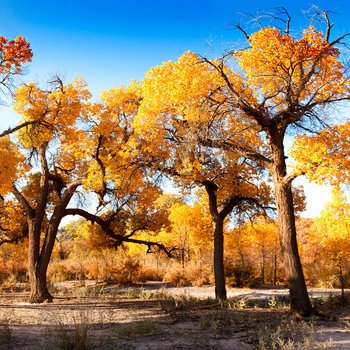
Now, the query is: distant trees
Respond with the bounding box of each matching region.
[301,188,350,300]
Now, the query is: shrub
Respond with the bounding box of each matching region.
[138,266,163,282]
[225,263,257,287]
[162,269,190,287]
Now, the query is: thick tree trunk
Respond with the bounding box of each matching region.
[12,143,81,304]
[273,177,313,316]
[27,221,53,303]
[268,130,313,316]
[28,265,52,303]
[213,217,227,301]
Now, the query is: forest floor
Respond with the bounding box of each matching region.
[0,282,349,349]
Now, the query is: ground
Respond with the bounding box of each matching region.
[0,282,349,349]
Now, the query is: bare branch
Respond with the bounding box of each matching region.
[234,23,250,40]
[273,7,291,34]
[323,9,334,42]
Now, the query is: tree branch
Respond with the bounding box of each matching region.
[12,184,35,218]
[63,208,174,258]
[0,120,39,138]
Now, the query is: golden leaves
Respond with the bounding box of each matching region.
[14,78,91,148]
[83,159,105,192]
[0,137,24,195]
[290,123,350,185]
[0,35,32,75]
[238,26,347,107]
[134,51,224,137]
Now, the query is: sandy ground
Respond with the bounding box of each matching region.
[0,283,349,349]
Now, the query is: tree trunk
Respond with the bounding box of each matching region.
[203,181,227,301]
[268,130,313,316]
[273,248,277,285]
[261,251,265,287]
[213,217,227,301]
[273,179,313,316]
[27,222,52,302]
[29,264,52,303]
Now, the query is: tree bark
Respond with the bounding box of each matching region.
[270,134,313,316]
[213,216,227,301]
[28,262,52,303]
[27,219,53,303]
[13,145,82,303]
[203,181,227,301]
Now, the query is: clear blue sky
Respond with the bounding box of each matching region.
[1,0,349,96]
[1,0,349,216]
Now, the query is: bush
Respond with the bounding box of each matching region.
[162,269,190,287]
[138,266,163,282]
[225,263,257,287]
[111,257,142,284]
[186,266,213,287]
[48,260,85,282]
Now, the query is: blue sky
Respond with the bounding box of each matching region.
[1,0,349,95]
[1,0,349,216]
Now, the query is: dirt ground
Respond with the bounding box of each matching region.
[0,282,349,349]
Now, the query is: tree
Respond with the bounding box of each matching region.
[158,195,213,276]
[0,35,32,194]
[132,8,350,315]
[0,35,32,101]
[305,188,350,301]
[133,52,272,300]
[229,217,280,286]
[0,78,172,303]
[193,9,350,316]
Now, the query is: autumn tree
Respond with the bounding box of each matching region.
[0,35,32,193]
[133,52,272,300]
[156,194,213,278]
[291,122,350,185]
[0,78,172,303]
[0,35,32,102]
[179,8,350,316]
[302,188,350,300]
[228,217,280,287]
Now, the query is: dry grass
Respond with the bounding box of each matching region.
[0,285,349,349]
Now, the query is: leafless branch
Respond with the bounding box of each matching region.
[273,7,291,34]
[234,23,250,40]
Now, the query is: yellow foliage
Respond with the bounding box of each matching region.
[238,26,346,107]
[83,159,105,192]
[14,78,91,148]
[290,122,350,185]
[301,188,350,286]
[0,137,24,195]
